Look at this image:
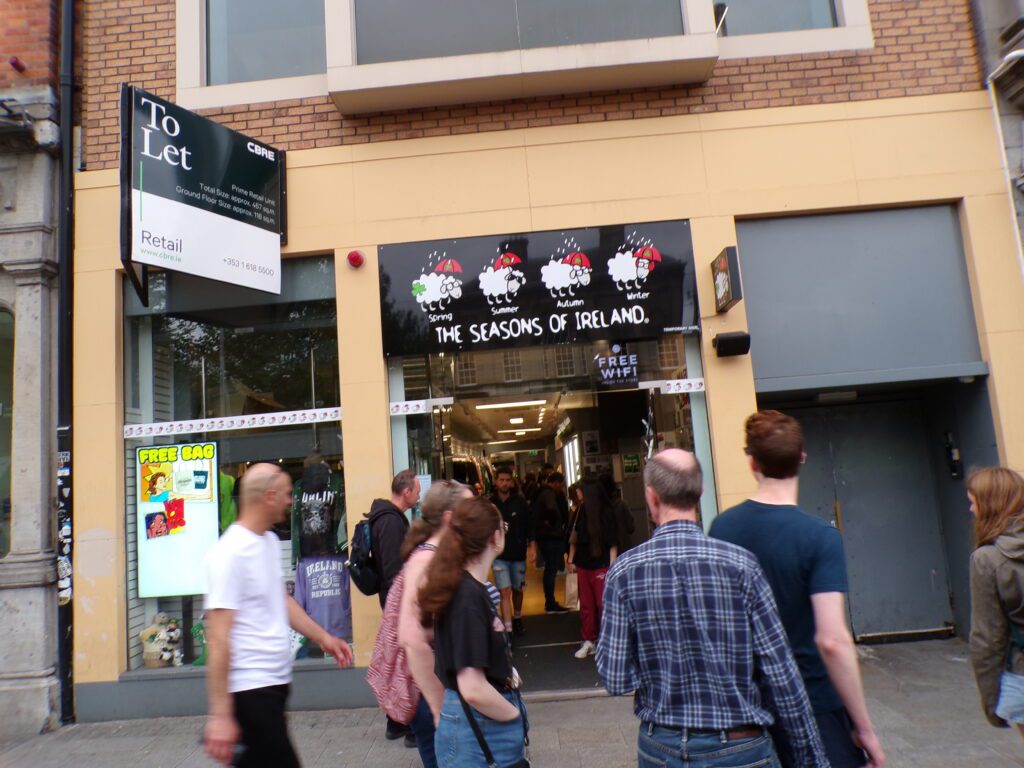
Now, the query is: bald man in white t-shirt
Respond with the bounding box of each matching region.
[203,463,353,767]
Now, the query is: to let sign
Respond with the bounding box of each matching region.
[119,85,286,300]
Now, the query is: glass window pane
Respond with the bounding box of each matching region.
[207,0,326,85]
[720,0,836,36]
[0,312,12,557]
[355,0,684,65]
[125,257,338,422]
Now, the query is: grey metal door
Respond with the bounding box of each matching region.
[786,401,953,639]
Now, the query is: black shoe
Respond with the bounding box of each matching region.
[512,617,525,635]
[545,603,570,614]
[404,733,417,749]
[385,720,409,741]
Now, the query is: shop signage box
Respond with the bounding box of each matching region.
[711,245,742,313]
[378,220,698,355]
[119,85,286,301]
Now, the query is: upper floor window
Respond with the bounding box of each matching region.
[503,351,523,383]
[354,0,684,65]
[206,0,326,85]
[716,0,837,36]
[554,346,575,378]
[456,357,477,388]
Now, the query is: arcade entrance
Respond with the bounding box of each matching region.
[387,334,714,690]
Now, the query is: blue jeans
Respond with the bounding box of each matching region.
[638,723,780,768]
[409,696,438,768]
[435,688,527,768]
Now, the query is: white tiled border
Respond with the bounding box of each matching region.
[123,407,342,439]
[175,0,873,112]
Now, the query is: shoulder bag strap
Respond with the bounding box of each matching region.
[457,691,499,768]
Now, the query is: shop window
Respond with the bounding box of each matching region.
[554,345,576,378]
[503,350,523,383]
[456,356,477,387]
[206,0,326,85]
[122,257,350,671]
[0,311,12,557]
[716,0,836,36]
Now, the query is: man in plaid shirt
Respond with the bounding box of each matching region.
[596,449,829,767]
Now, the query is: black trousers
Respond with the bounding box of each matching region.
[537,539,565,607]
[233,684,300,768]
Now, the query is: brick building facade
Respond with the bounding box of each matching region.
[78,0,981,168]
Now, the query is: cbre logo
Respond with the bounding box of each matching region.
[247,141,276,161]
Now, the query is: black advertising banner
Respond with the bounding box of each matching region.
[119,85,285,296]
[379,220,697,355]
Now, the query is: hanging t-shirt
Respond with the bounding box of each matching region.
[219,472,238,533]
[292,554,352,641]
[290,462,346,563]
[434,572,513,691]
[204,524,291,693]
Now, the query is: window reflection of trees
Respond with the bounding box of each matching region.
[157,298,339,420]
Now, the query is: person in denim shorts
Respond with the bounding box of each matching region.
[491,468,531,636]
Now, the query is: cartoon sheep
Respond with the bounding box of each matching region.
[607,244,661,291]
[478,252,526,305]
[541,252,592,298]
[412,258,463,313]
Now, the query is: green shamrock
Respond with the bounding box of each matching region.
[411,281,426,298]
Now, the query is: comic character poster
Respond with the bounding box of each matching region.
[135,442,219,597]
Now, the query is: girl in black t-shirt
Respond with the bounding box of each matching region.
[419,497,528,768]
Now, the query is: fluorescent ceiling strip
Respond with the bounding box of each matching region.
[476,400,547,410]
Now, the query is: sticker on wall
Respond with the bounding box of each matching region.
[478,249,526,305]
[541,236,592,299]
[412,252,464,313]
[608,232,661,292]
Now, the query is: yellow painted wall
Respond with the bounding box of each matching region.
[72,91,1024,682]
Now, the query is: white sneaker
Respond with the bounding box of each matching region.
[574,640,595,659]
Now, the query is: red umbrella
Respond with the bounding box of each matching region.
[562,252,591,269]
[633,245,662,270]
[434,258,463,274]
[494,252,522,269]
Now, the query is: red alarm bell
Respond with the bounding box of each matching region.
[347,250,364,269]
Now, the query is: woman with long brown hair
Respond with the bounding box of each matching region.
[397,480,473,768]
[419,496,528,767]
[968,466,1024,739]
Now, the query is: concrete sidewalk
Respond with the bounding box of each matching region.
[2,639,1022,767]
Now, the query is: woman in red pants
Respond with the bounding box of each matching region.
[567,477,618,659]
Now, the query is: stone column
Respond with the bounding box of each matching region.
[0,258,58,738]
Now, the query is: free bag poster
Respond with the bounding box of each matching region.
[377,220,697,355]
[136,442,220,598]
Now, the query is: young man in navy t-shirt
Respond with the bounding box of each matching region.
[710,410,885,768]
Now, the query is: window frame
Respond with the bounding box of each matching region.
[176,0,329,110]
[716,0,872,60]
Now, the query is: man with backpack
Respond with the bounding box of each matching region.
[364,469,421,745]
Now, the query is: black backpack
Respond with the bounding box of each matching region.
[346,517,381,596]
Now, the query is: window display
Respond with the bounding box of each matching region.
[122,256,351,669]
